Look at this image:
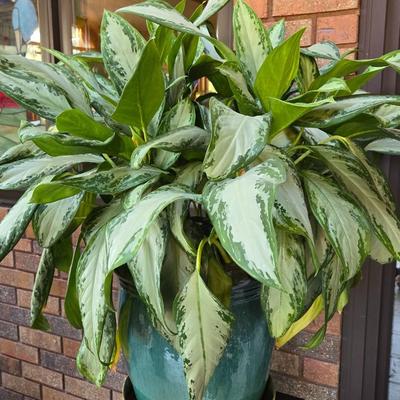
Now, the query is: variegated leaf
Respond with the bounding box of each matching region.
[322,254,344,321]
[203,98,271,180]
[30,248,55,331]
[261,230,307,337]
[3,55,92,115]
[303,170,370,278]
[233,0,269,84]
[175,270,233,400]
[301,41,341,60]
[112,40,165,129]
[101,11,146,93]
[266,19,285,48]
[0,136,16,155]
[370,233,394,264]
[193,0,230,26]
[203,159,286,286]
[131,126,210,169]
[299,95,400,128]
[32,193,84,247]
[155,98,196,170]
[370,104,400,128]
[0,154,102,190]
[56,166,163,195]
[128,215,171,333]
[169,163,203,256]
[217,62,260,114]
[365,138,400,155]
[254,29,304,105]
[0,57,71,120]
[312,145,400,259]
[0,141,42,166]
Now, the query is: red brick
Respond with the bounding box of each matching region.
[286,19,313,46]
[112,392,124,400]
[316,13,359,44]
[22,362,63,389]
[0,354,22,375]
[14,252,40,272]
[271,350,300,376]
[25,223,35,239]
[0,267,34,289]
[0,207,8,219]
[0,338,38,364]
[17,289,60,315]
[244,0,267,18]
[63,338,81,358]
[303,357,339,387]
[19,326,61,352]
[50,278,67,298]
[65,376,111,400]
[0,251,14,268]
[306,312,342,336]
[14,239,32,253]
[273,0,358,16]
[1,372,40,399]
[43,387,84,400]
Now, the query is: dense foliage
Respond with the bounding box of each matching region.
[0,0,400,398]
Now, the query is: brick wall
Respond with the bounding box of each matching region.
[246,0,361,398]
[0,208,127,400]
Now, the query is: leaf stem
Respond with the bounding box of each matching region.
[210,238,232,264]
[196,238,208,274]
[102,153,116,168]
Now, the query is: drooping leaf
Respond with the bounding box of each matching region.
[255,29,304,105]
[174,270,233,400]
[56,109,114,141]
[193,0,229,26]
[0,141,42,166]
[303,170,370,278]
[0,154,102,190]
[203,98,271,180]
[301,41,341,60]
[131,126,210,169]
[100,10,146,93]
[298,95,400,128]
[365,138,400,155]
[261,230,307,337]
[0,57,71,120]
[312,145,400,259]
[203,159,286,286]
[30,248,55,331]
[32,193,84,247]
[112,40,165,129]
[233,0,269,84]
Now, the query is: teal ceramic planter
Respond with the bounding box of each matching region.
[119,277,274,400]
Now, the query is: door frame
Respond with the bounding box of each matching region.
[339,0,400,399]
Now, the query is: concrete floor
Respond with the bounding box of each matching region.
[389,287,400,399]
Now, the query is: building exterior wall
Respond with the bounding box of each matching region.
[0,1,361,399]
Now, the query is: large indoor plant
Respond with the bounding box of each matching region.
[1,0,400,398]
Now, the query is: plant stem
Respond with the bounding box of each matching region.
[196,238,208,274]
[210,238,232,264]
[102,153,116,168]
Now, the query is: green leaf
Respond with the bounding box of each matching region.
[297,54,319,93]
[261,230,307,337]
[112,40,165,129]
[32,193,84,247]
[128,215,171,333]
[264,97,334,137]
[100,11,146,93]
[217,62,260,114]
[301,41,341,60]
[255,29,304,104]
[0,57,72,120]
[0,154,102,190]
[56,109,114,141]
[299,95,400,128]
[31,183,81,204]
[0,185,38,262]
[266,19,285,49]
[303,170,370,278]
[0,141,42,166]
[203,159,286,286]
[203,98,271,180]
[322,254,344,321]
[174,270,233,400]
[30,248,55,331]
[193,0,229,26]
[168,162,203,256]
[312,145,400,259]
[131,126,209,169]
[365,138,400,155]
[233,0,269,84]
[0,136,17,155]
[206,254,232,308]
[55,166,163,195]
[52,237,73,273]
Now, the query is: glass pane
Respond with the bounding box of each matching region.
[0,0,41,142]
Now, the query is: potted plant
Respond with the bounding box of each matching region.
[1,0,400,398]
